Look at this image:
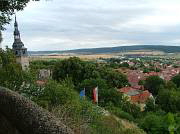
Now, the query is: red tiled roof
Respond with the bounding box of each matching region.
[131,90,151,103]
[119,87,136,93]
[119,86,151,104]
[132,85,144,90]
[127,71,143,84]
[36,80,47,86]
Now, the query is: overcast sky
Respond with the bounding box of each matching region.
[1,0,180,51]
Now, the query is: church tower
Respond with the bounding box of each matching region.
[12,16,29,70]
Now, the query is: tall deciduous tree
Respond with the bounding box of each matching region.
[0,0,30,30]
[157,89,180,112]
[144,76,165,95]
[53,57,129,88]
[0,47,35,91]
[53,57,85,85]
[171,74,180,88]
[0,0,35,43]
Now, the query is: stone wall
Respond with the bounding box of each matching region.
[0,87,74,134]
[38,69,52,80]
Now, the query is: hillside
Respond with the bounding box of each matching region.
[29,45,180,55]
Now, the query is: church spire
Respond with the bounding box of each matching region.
[14,15,21,41]
[12,15,28,56]
[15,15,17,27]
[12,15,29,70]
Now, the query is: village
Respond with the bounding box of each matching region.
[34,55,180,111]
[1,0,180,133]
[94,56,180,110]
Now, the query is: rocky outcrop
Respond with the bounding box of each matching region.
[0,87,74,134]
[0,113,20,134]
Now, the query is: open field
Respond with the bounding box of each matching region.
[30,54,114,61]
[120,50,165,55]
[29,51,180,61]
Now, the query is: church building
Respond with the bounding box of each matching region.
[12,16,29,70]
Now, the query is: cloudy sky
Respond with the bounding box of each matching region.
[1,0,180,51]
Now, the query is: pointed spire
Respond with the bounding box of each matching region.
[13,14,23,46]
[14,14,18,27]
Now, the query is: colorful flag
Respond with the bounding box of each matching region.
[93,87,98,103]
[80,88,85,99]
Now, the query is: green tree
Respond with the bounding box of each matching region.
[99,88,123,107]
[0,48,35,91]
[144,98,160,112]
[166,113,176,134]
[171,74,180,88]
[120,62,129,68]
[53,57,85,85]
[0,0,39,45]
[82,62,100,80]
[165,81,177,90]
[99,67,129,88]
[0,48,23,90]
[157,90,180,112]
[139,113,167,134]
[36,79,78,110]
[0,0,31,30]
[144,76,165,95]
[121,101,141,118]
[53,57,129,88]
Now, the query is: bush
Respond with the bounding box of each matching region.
[35,79,78,110]
[107,106,135,122]
[138,113,168,134]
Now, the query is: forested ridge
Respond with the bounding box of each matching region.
[30,45,180,55]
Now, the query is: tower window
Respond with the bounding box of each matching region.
[16,51,18,55]
[23,50,26,54]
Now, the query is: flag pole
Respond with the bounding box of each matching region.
[97,86,98,106]
[93,86,99,105]
[84,87,86,99]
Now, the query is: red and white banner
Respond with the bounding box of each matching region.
[93,87,98,103]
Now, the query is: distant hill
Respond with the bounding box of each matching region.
[29,45,180,55]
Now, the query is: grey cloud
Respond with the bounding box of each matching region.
[1,0,180,50]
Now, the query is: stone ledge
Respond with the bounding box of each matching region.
[0,87,74,134]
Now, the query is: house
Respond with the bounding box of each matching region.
[130,90,152,104]
[119,86,153,111]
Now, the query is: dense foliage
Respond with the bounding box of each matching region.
[1,47,180,134]
[53,57,129,88]
[0,48,35,91]
[0,51,145,133]
[0,0,32,30]
[171,74,180,88]
[144,76,165,96]
[29,57,180,134]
